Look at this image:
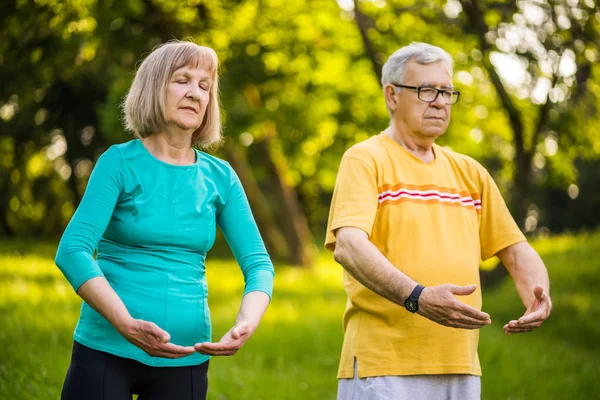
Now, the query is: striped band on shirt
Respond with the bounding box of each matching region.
[377,183,481,213]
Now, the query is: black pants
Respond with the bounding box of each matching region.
[61,341,209,400]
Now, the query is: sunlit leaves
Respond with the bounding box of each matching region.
[1,0,599,236]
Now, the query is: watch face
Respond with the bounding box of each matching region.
[405,299,417,313]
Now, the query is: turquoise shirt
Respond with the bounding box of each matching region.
[55,139,274,367]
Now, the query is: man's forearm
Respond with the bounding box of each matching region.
[334,229,417,306]
[500,241,550,308]
[334,227,492,329]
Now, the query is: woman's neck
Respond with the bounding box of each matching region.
[142,132,196,165]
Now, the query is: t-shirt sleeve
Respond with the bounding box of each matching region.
[55,147,123,291]
[325,155,379,251]
[217,168,274,300]
[478,168,526,260]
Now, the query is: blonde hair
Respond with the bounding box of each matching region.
[123,39,222,149]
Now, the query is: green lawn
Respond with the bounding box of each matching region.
[0,231,599,399]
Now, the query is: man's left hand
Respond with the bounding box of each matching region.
[504,285,552,335]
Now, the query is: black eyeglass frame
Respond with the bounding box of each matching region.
[392,84,460,105]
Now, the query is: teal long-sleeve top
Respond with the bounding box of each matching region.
[55,139,274,367]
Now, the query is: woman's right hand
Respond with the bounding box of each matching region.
[75,278,195,359]
[117,318,196,359]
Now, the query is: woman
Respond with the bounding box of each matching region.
[55,40,274,400]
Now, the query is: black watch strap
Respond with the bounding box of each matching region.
[404,284,425,313]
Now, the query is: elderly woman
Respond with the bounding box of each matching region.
[55,40,274,400]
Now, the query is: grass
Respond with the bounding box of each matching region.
[0,231,599,399]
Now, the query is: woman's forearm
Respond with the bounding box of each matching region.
[76,276,133,334]
[236,291,270,331]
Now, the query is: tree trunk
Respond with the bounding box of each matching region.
[223,140,289,260]
[254,127,315,267]
[0,170,14,237]
[353,0,383,84]
[512,152,532,230]
[0,212,14,237]
[478,145,531,288]
[63,121,83,206]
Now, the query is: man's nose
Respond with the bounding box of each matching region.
[430,93,446,108]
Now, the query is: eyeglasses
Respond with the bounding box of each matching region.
[392,84,460,105]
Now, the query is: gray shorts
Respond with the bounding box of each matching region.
[338,362,481,400]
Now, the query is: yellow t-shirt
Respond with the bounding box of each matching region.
[325,133,526,379]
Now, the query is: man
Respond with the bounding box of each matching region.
[325,42,552,400]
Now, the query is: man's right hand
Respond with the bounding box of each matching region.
[333,229,491,330]
[117,318,196,359]
[417,284,491,329]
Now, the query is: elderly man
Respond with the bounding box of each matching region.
[325,42,552,400]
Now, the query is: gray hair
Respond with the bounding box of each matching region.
[123,39,222,149]
[381,42,454,86]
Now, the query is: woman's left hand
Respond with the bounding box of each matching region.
[194,320,254,356]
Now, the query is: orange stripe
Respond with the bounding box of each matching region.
[378,182,480,200]
[378,197,482,214]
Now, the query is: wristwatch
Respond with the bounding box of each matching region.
[404,284,425,313]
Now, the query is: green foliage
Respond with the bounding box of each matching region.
[1,0,600,237]
[1,232,600,399]
[349,0,600,229]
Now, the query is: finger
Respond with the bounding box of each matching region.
[504,320,520,329]
[446,320,489,330]
[194,342,227,352]
[231,325,244,340]
[195,348,237,356]
[232,322,249,340]
[438,314,490,329]
[515,318,545,329]
[195,341,238,352]
[231,328,241,340]
[450,312,492,327]
[505,326,534,334]
[504,320,538,333]
[504,321,538,331]
[454,318,491,329]
[450,284,477,296]
[194,344,238,356]
[533,285,545,301]
[455,303,491,321]
[517,309,547,325]
[158,343,196,354]
[144,321,170,343]
[507,326,534,332]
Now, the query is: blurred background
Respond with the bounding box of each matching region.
[1,0,599,399]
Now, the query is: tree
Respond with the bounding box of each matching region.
[2,0,599,264]
[349,0,600,228]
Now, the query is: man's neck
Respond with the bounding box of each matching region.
[384,126,436,164]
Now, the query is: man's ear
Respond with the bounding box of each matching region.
[384,85,397,112]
